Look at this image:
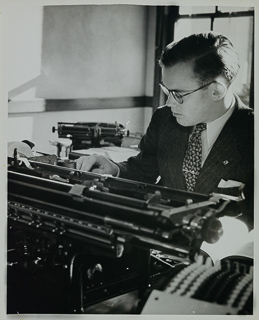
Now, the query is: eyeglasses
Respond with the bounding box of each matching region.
[159,81,215,104]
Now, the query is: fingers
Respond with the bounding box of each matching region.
[75,154,119,176]
[76,155,98,171]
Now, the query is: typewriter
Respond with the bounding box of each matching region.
[52,121,129,151]
[7,142,253,314]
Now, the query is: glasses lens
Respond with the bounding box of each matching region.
[159,83,169,96]
[173,91,183,104]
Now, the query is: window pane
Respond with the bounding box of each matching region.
[174,18,211,41]
[218,6,254,13]
[214,17,253,105]
[179,6,215,14]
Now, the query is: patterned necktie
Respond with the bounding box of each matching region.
[182,123,207,192]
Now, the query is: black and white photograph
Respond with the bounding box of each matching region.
[0,0,257,319]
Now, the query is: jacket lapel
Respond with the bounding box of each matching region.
[194,123,242,194]
[194,102,245,194]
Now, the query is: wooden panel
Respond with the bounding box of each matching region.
[45,96,152,111]
[8,96,153,114]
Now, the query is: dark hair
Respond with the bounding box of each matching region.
[159,32,240,85]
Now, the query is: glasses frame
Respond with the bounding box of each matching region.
[159,81,215,104]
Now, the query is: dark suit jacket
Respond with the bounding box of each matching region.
[118,95,254,228]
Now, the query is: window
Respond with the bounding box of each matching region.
[154,6,254,109]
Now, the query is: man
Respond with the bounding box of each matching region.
[76,32,254,229]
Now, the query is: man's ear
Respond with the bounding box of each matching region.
[211,81,227,101]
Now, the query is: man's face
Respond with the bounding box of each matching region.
[162,62,216,126]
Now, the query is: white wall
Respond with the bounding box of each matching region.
[6,5,43,100]
[7,5,156,153]
[8,5,155,100]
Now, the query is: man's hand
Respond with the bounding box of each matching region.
[75,155,119,176]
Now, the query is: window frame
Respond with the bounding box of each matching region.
[152,6,254,111]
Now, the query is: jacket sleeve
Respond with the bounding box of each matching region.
[117,108,162,184]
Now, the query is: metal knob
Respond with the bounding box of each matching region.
[202,218,223,244]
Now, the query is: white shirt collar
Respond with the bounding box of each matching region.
[206,98,235,150]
